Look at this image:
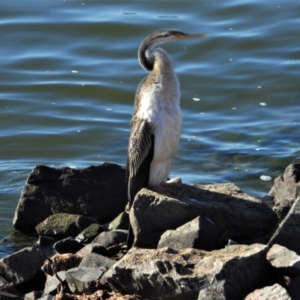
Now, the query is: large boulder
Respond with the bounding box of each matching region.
[245,284,291,300]
[130,183,277,248]
[103,244,275,300]
[269,197,300,255]
[13,163,127,234]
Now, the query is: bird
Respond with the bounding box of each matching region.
[126,29,207,249]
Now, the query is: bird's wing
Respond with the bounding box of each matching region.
[126,119,154,205]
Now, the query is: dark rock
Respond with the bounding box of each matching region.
[36,213,95,239]
[0,245,47,283]
[65,267,106,293]
[286,276,300,299]
[77,243,109,257]
[244,284,291,300]
[269,197,300,255]
[108,212,130,231]
[44,271,66,295]
[75,223,104,244]
[269,163,300,218]
[130,183,277,248]
[103,244,276,300]
[13,163,127,234]
[41,253,82,276]
[157,216,219,251]
[267,244,300,276]
[92,230,128,248]
[79,253,115,269]
[53,237,83,254]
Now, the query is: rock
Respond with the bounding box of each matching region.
[75,223,104,244]
[35,213,95,239]
[269,197,300,255]
[157,216,219,251]
[13,163,127,234]
[44,271,66,295]
[269,163,300,212]
[0,245,47,284]
[92,230,128,248]
[53,237,83,254]
[131,183,277,248]
[41,253,82,276]
[24,291,43,300]
[108,212,130,231]
[245,284,291,300]
[103,244,275,300]
[77,243,109,257]
[79,253,116,269]
[267,244,300,275]
[65,267,106,293]
[286,276,300,299]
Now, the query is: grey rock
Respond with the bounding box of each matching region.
[65,267,105,293]
[24,291,43,300]
[131,183,277,248]
[157,216,219,251]
[75,223,103,243]
[0,245,47,283]
[53,237,83,254]
[92,229,128,248]
[13,163,127,234]
[79,252,115,269]
[44,271,66,295]
[269,197,300,255]
[267,244,300,275]
[269,163,300,211]
[76,243,109,257]
[108,212,129,231]
[245,284,291,300]
[104,244,275,300]
[36,213,95,239]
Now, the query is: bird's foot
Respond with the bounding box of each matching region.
[149,177,182,197]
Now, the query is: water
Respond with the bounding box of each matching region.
[0,1,299,257]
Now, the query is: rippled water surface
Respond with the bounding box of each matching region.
[0,1,299,257]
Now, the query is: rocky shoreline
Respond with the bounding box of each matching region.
[0,162,300,299]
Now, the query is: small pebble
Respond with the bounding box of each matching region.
[193,98,200,101]
[260,102,267,106]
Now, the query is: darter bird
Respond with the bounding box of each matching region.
[126,29,207,249]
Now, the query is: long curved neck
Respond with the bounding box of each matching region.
[138,40,154,71]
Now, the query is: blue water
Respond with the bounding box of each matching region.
[0,1,299,257]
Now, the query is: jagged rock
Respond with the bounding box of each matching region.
[0,245,47,284]
[269,197,300,255]
[65,267,106,293]
[267,244,300,275]
[108,212,129,231]
[42,253,82,276]
[157,216,219,251]
[245,283,291,300]
[130,183,277,248]
[53,237,83,254]
[24,291,43,300]
[92,230,128,248]
[269,163,300,214]
[13,163,127,234]
[79,253,115,269]
[75,223,104,244]
[35,213,95,239]
[77,243,109,257]
[103,244,275,300]
[44,271,66,295]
